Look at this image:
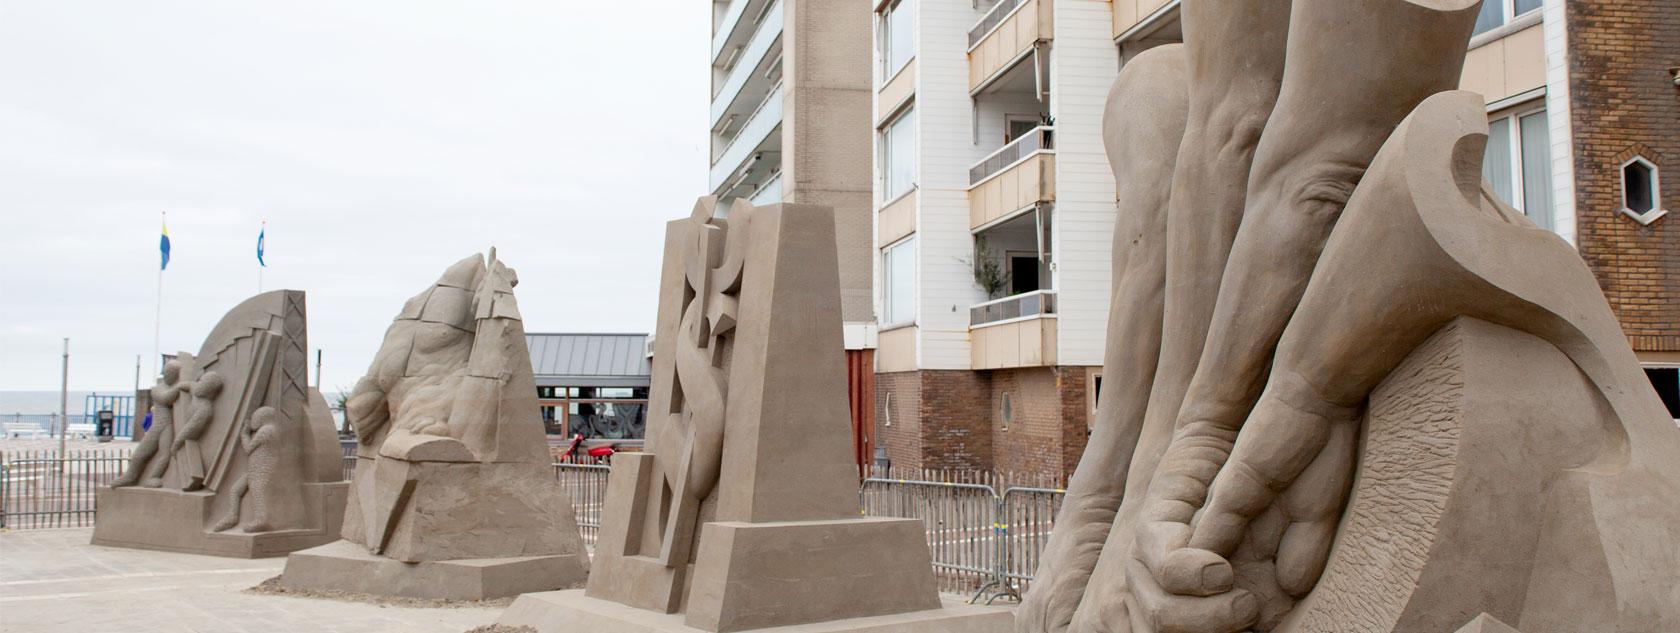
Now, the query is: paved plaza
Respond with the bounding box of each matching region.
[0,528,501,632]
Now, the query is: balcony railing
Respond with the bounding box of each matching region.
[969,0,1028,49]
[970,290,1056,327]
[969,126,1054,186]
[710,0,783,122]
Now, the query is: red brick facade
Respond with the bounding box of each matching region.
[1567,0,1680,353]
[875,367,1092,482]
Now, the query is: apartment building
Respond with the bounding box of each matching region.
[873,0,1680,480]
[870,0,1119,479]
[707,0,881,467]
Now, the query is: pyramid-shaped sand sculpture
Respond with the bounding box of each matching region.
[93,290,347,558]
[278,250,589,601]
[497,200,1014,633]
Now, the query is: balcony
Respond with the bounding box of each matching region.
[1113,0,1178,42]
[969,126,1055,229]
[968,0,1052,93]
[710,0,783,128]
[711,84,784,194]
[970,291,1058,370]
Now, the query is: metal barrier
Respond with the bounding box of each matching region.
[862,478,1001,595]
[1,449,131,529]
[860,477,1066,602]
[998,486,1064,595]
[0,449,1067,603]
[554,463,611,545]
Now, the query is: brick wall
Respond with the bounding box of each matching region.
[1058,367,1091,478]
[873,367,1093,482]
[989,368,1063,477]
[875,370,923,469]
[1568,0,1680,352]
[919,370,995,471]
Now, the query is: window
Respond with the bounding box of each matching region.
[1005,115,1040,143]
[1000,392,1013,431]
[881,108,917,202]
[1646,367,1679,420]
[1483,106,1554,230]
[882,237,917,326]
[1620,156,1664,223]
[1475,0,1542,36]
[880,0,916,81]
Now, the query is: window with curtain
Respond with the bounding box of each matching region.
[880,0,916,81]
[1483,105,1554,230]
[1475,0,1543,36]
[883,237,917,326]
[881,108,917,202]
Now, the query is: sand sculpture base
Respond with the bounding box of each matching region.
[279,539,588,601]
[91,483,347,558]
[500,592,1014,633]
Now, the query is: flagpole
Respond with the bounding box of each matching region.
[153,211,164,379]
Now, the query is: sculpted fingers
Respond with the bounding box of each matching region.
[1127,558,1258,633]
[1186,379,1349,557]
[1274,417,1357,597]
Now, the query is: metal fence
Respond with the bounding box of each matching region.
[2,449,1065,603]
[1,449,131,529]
[553,463,611,544]
[861,476,1065,602]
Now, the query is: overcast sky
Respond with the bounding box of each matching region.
[0,1,711,394]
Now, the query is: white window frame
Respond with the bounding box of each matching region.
[877,0,916,85]
[881,236,918,328]
[1475,0,1543,36]
[1619,155,1668,225]
[1485,103,1553,230]
[879,107,917,204]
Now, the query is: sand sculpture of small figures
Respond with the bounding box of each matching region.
[212,406,280,532]
[172,371,223,491]
[1013,1,1680,632]
[111,360,188,488]
[92,290,348,559]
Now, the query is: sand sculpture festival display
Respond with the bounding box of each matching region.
[93,290,347,558]
[497,200,1014,632]
[1012,1,1680,632]
[278,249,589,601]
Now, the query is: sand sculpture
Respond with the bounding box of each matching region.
[278,250,589,601]
[1015,1,1680,632]
[497,200,1013,632]
[93,290,347,558]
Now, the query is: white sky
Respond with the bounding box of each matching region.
[0,1,711,392]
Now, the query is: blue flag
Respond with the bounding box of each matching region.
[257,225,266,267]
[160,220,171,271]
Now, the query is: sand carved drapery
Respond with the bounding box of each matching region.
[1015,1,1680,632]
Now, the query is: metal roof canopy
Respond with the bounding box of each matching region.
[525,333,651,389]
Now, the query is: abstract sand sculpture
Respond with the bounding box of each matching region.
[498,200,1015,632]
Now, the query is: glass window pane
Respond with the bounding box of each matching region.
[1514,0,1542,16]
[884,238,916,325]
[884,109,917,199]
[1483,116,1515,207]
[1519,111,1554,229]
[1474,0,1504,35]
[886,0,916,77]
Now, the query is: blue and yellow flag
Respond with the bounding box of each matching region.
[159,220,172,271]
